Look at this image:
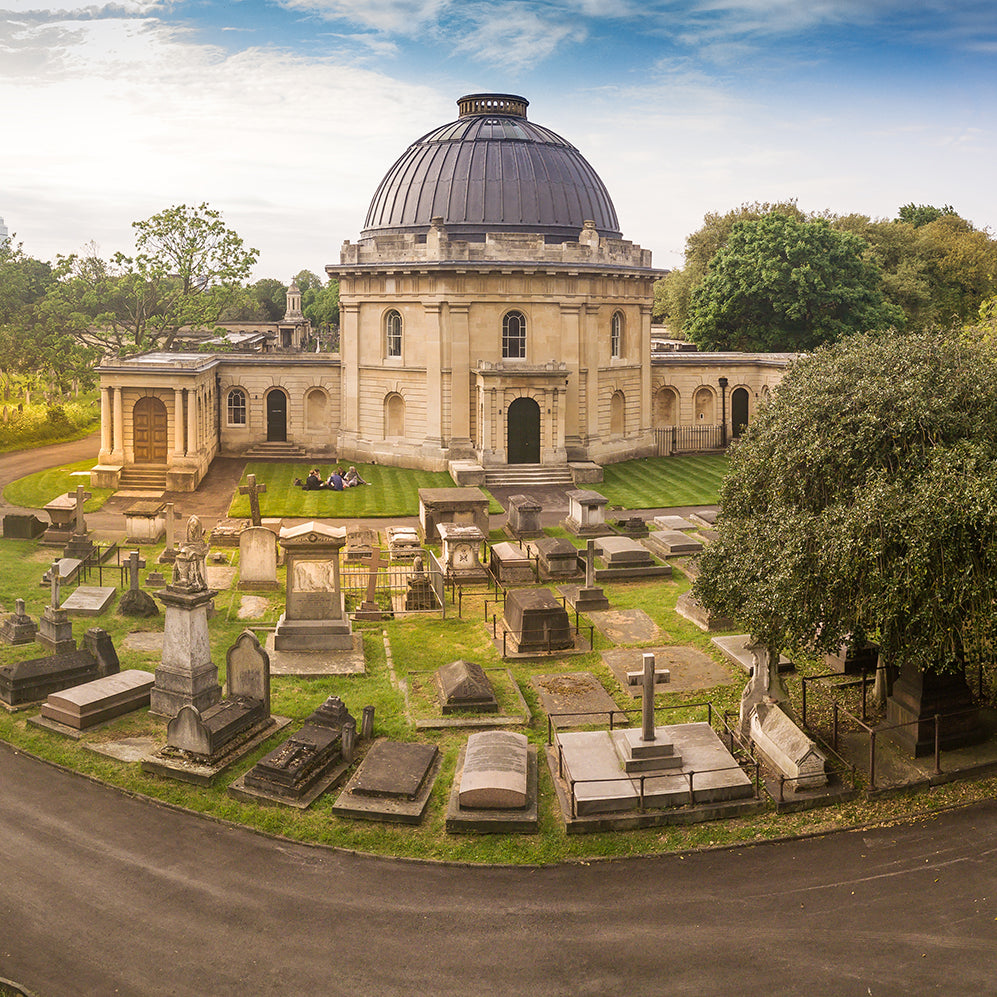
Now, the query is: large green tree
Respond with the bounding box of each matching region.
[694,328,997,679]
[686,213,900,351]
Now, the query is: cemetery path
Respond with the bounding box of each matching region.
[0,432,100,512]
[3,742,996,997]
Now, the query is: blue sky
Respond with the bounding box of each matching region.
[2,0,995,279]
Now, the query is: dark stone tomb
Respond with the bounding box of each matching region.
[0,599,38,646]
[826,637,879,675]
[435,659,498,714]
[38,670,155,731]
[506,494,543,539]
[352,740,438,800]
[503,588,573,653]
[3,514,46,539]
[533,536,582,580]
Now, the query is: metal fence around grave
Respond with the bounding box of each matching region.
[339,557,448,617]
[655,424,726,455]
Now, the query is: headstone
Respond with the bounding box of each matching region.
[274,521,354,652]
[612,655,684,775]
[238,526,279,590]
[158,502,180,564]
[37,559,76,655]
[225,630,271,715]
[385,526,422,560]
[503,588,573,653]
[506,494,543,538]
[418,487,489,543]
[239,473,267,527]
[63,484,95,560]
[118,549,158,617]
[825,637,879,675]
[562,489,608,536]
[404,554,437,611]
[354,546,386,621]
[613,516,649,538]
[345,526,378,563]
[738,642,790,740]
[146,571,167,588]
[124,499,167,544]
[528,543,575,587]
[438,522,489,583]
[435,659,498,714]
[749,701,828,791]
[561,539,610,612]
[3,514,47,539]
[149,516,222,718]
[40,557,82,590]
[458,731,529,809]
[490,541,534,585]
[39,670,155,730]
[167,697,268,760]
[0,598,38,645]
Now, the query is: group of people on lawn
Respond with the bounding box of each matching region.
[294,466,369,491]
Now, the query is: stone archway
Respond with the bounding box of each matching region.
[266,389,288,442]
[133,396,168,464]
[732,387,750,438]
[507,396,541,464]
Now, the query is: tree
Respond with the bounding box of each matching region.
[897,203,957,228]
[693,328,997,683]
[686,213,901,351]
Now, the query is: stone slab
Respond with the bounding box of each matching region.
[351,740,438,799]
[652,515,697,532]
[205,565,237,590]
[603,646,735,698]
[585,608,661,645]
[60,586,117,617]
[689,509,718,527]
[446,743,539,833]
[332,739,442,824]
[264,632,366,675]
[594,536,652,565]
[123,631,164,653]
[84,736,159,763]
[228,759,351,810]
[39,669,154,729]
[674,591,734,632]
[712,635,795,674]
[237,596,273,620]
[643,531,704,557]
[530,672,622,727]
[458,730,529,809]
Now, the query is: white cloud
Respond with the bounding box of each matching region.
[274,0,450,36]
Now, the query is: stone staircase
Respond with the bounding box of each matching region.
[117,464,168,491]
[243,442,308,460]
[483,465,575,489]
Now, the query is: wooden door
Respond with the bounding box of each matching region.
[133,396,168,463]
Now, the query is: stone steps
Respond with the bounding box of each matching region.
[243,442,308,460]
[118,465,168,490]
[484,466,574,489]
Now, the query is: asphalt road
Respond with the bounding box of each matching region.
[2,743,995,997]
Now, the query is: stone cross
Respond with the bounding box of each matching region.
[239,474,267,527]
[73,484,91,534]
[125,550,146,593]
[354,546,384,619]
[585,539,596,588]
[164,502,177,549]
[15,597,27,619]
[641,652,656,743]
[49,559,62,609]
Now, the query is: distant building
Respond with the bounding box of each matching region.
[0,216,8,245]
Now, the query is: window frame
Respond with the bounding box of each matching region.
[502,310,527,360]
[384,309,403,359]
[611,310,624,359]
[226,387,247,427]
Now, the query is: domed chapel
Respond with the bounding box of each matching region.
[94,94,791,491]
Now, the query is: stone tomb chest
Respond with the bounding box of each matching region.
[418,487,489,543]
[506,494,543,538]
[385,526,422,560]
[438,523,489,583]
[124,499,167,544]
[563,489,608,536]
[3,514,46,540]
[644,530,704,557]
[503,588,573,653]
[435,659,498,714]
[40,670,155,730]
[595,536,653,567]
[489,541,534,585]
[534,536,581,579]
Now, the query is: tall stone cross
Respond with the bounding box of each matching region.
[125,550,146,593]
[49,559,62,609]
[239,474,267,527]
[584,539,596,589]
[73,484,91,535]
[354,546,384,620]
[641,652,658,743]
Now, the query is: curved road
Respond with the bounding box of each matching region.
[2,744,995,996]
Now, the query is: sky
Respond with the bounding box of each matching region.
[2,0,996,280]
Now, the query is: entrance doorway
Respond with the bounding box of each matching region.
[507,397,541,464]
[133,396,168,463]
[732,387,749,439]
[267,389,288,442]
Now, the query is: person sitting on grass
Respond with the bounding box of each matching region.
[328,468,345,491]
[344,465,369,487]
[303,468,326,490]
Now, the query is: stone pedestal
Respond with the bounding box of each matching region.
[418,487,489,542]
[0,599,38,646]
[37,605,76,656]
[150,586,222,718]
[562,489,608,536]
[506,494,543,538]
[438,523,489,584]
[125,499,167,544]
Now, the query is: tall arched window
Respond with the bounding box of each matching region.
[384,309,402,358]
[227,388,247,426]
[502,310,527,359]
[611,311,624,359]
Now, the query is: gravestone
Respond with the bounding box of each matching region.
[458,731,529,809]
[503,588,573,653]
[595,536,654,567]
[749,701,827,791]
[41,492,77,546]
[40,557,82,591]
[438,523,489,583]
[274,522,354,652]
[146,570,166,588]
[149,516,222,718]
[560,539,610,612]
[612,516,649,538]
[562,489,608,536]
[0,599,38,645]
[238,526,279,591]
[118,549,158,617]
[435,659,498,714]
[385,526,421,560]
[490,541,534,585]
[652,515,697,532]
[158,502,180,564]
[61,586,117,617]
[404,555,437,611]
[690,509,718,527]
[354,547,385,621]
[345,526,378,563]
[644,530,704,557]
[533,536,581,579]
[418,487,489,543]
[506,494,543,539]
[226,630,271,714]
[39,670,155,731]
[826,637,879,675]
[3,514,46,539]
[63,484,95,561]
[124,499,167,544]
[37,560,76,655]
[612,654,683,775]
[239,473,267,527]
[675,591,734,632]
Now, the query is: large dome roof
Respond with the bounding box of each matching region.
[361,93,622,243]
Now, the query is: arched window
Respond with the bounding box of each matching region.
[305,388,329,431]
[694,387,715,422]
[610,390,625,436]
[502,310,527,359]
[611,311,623,359]
[384,309,402,358]
[227,388,247,426]
[384,392,405,438]
[654,386,677,426]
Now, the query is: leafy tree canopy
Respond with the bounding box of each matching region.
[694,328,997,675]
[686,213,901,351]
[896,203,957,227]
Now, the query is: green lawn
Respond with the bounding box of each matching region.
[2,458,113,512]
[228,462,503,518]
[600,454,729,509]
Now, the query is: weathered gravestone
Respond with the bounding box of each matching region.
[503,589,573,653]
[38,669,155,731]
[2,514,46,540]
[239,473,267,527]
[490,541,534,585]
[458,730,530,809]
[506,494,543,539]
[118,550,158,617]
[345,526,378,563]
[61,585,117,617]
[0,599,38,646]
[435,659,498,714]
[562,489,608,536]
[438,522,489,583]
[41,492,78,546]
[559,539,610,612]
[158,502,181,564]
[612,515,649,538]
[643,530,703,557]
[533,536,581,580]
[404,555,437,611]
[37,560,76,655]
[238,526,279,591]
[63,484,95,561]
[124,499,167,544]
[418,487,489,543]
[749,701,828,792]
[385,525,421,560]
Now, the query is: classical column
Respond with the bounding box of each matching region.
[559,305,582,453]
[639,301,653,434]
[100,386,112,458]
[423,302,444,450]
[583,303,600,446]
[186,387,198,457]
[112,387,125,463]
[173,388,185,457]
[447,303,472,452]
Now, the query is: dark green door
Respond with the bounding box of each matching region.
[732,387,749,438]
[267,389,287,442]
[507,397,541,464]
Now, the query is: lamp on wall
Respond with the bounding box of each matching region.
[718,376,729,448]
